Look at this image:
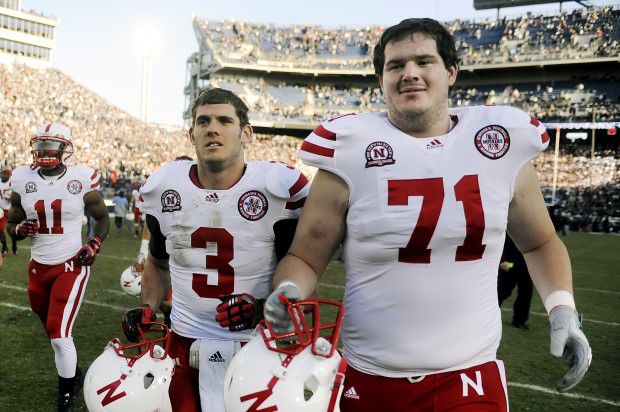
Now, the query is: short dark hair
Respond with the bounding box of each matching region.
[373,18,459,78]
[190,88,250,127]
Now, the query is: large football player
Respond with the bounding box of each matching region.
[7,123,110,412]
[266,18,592,411]
[121,88,309,412]
[0,168,14,255]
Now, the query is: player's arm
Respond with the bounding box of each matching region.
[122,214,170,341]
[73,191,109,266]
[508,161,591,392]
[84,190,110,242]
[264,170,348,330]
[141,214,170,311]
[6,192,35,241]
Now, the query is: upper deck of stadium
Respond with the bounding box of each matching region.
[191,5,620,75]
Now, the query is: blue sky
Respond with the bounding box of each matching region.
[22,0,617,126]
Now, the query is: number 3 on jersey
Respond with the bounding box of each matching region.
[388,175,486,264]
[191,227,235,298]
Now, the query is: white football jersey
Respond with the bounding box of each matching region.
[140,160,309,340]
[0,180,11,210]
[301,106,549,377]
[10,165,100,265]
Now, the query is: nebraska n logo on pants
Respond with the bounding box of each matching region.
[28,259,90,339]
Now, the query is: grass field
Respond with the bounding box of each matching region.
[0,230,618,411]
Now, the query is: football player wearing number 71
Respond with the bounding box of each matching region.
[265,18,592,412]
[122,88,309,411]
[7,123,109,412]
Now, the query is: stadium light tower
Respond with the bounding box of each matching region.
[134,22,161,123]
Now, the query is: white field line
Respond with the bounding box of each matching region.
[0,283,125,311]
[574,287,620,296]
[507,382,620,407]
[318,283,619,326]
[0,302,30,311]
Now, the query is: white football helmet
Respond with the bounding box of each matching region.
[84,322,173,412]
[120,264,142,296]
[31,123,74,169]
[224,298,347,412]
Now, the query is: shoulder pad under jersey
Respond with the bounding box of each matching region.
[264,161,310,201]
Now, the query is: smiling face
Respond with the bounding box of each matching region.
[189,103,252,172]
[380,33,457,133]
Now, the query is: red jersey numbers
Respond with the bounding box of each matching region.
[191,227,235,298]
[388,175,486,264]
[34,199,64,234]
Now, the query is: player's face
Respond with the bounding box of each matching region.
[380,33,457,123]
[190,103,252,172]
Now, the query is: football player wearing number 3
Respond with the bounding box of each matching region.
[7,123,109,412]
[123,88,309,411]
[266,18,592,411]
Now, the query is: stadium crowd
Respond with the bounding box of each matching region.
[195,6,620,70]
[0,64,307,181]
[209,74,620,124]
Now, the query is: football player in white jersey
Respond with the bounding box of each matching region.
[266,18,592,411]
[7,123,110,412]
[0,168,14,255]
[120,88,309,412]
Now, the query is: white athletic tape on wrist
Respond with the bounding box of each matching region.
[544,290,576,314]
[276,281,300,291]
[140,239,149,255]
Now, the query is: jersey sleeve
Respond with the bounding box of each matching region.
[300,114,358,170]
[139,165,168,222]
[82,166,100,193]
[265,162,311,220]
[494,106,550,161]
[7,166,28,197]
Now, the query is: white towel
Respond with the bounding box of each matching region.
[193,338,241,412]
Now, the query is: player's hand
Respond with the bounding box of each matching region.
[15,219,39,237]
[216,293,265,331]
[264,282,301,333]
[122,304,156,342]
[136,252,146,267]
[499,261,510,271]
[549,305,592,392]
[73,236,102,266]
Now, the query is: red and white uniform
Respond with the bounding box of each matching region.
[10,165,100,264]
[0,179,11,230]
[10,165,100,339]
[139,160,309,341]
[301,106,549,377]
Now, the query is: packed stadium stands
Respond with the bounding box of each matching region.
[193,6,620,71]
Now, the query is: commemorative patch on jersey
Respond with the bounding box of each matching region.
[365,141,395,168]
[25,181,37,193]
[67,179,82,194]
[238,190,268,221]
[475,125,510,159]
[161,189,182,212]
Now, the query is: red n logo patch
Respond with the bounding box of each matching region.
[240,388,278,412]
[97,378,127,406]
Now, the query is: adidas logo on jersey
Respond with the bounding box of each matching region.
[343,386,360,399]
[205,193,220,203]
[425,139,444,150]
[209,351,225,362]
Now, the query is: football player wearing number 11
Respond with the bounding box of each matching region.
[7,123,110,412]
[122,88,309,411]
[266,18,592,411]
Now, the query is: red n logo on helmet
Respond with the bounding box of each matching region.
[97,377,127,406]
[240,388,278,412]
